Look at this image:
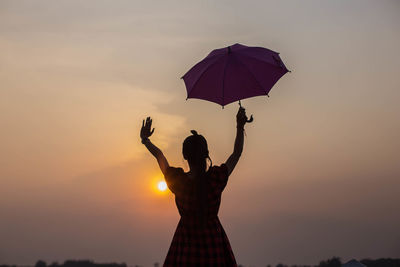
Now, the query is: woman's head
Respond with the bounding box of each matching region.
[182,130,209,162]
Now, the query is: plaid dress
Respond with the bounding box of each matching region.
[163,164,237,267]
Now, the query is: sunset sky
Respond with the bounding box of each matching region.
[1,1,399,266]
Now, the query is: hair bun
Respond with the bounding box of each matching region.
[190,130,198,136]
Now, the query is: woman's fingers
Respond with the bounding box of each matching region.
[237,106,253,125]
[142,117,154,136]
[141,117,155,137]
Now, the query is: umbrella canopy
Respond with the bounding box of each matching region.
[182,43,289,107]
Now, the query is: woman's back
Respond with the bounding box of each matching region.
[163,164,237,267]
[166,164,228,222]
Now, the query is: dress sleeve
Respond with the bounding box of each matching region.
[210,163,229,192]
[164,166,184,194]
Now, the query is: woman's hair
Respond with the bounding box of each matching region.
[182,130,209,164]
[182,130,212,227]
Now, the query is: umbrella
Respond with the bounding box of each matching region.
[182,43,289,108]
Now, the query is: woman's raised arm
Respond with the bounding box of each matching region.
[140,117,170,175]
[225,107,252,176]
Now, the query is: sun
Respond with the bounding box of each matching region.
[157,181,167,192]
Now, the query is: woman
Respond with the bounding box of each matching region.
[140,106,251,266]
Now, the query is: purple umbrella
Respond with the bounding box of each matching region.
[182,43,289,108]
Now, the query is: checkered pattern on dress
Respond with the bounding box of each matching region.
[163,164,237,267]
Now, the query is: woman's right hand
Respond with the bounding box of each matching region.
[236,107,253,129]
[140,117,155,141]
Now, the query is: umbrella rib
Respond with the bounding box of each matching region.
[222,56,229,107]
[231,54,268,95]
[181,53,223,79]
[236,50,287,72]
[187,56,227,97]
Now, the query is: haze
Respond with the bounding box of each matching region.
[1,1,399,266]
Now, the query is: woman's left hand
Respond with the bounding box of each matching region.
[140,117,155,140]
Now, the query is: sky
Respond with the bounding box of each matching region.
[0,0,399,266]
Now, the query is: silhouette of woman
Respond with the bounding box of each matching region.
[140,106,251,267]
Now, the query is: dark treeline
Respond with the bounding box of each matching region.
[256,257,400,267]
[360,258,400,267]
[0,260,127,267]
[1,257,400,267]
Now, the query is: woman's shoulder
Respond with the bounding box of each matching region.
[208,163,229,188]
[164,166,187,194]
[208,163,228,173]
[165,166,185,176]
